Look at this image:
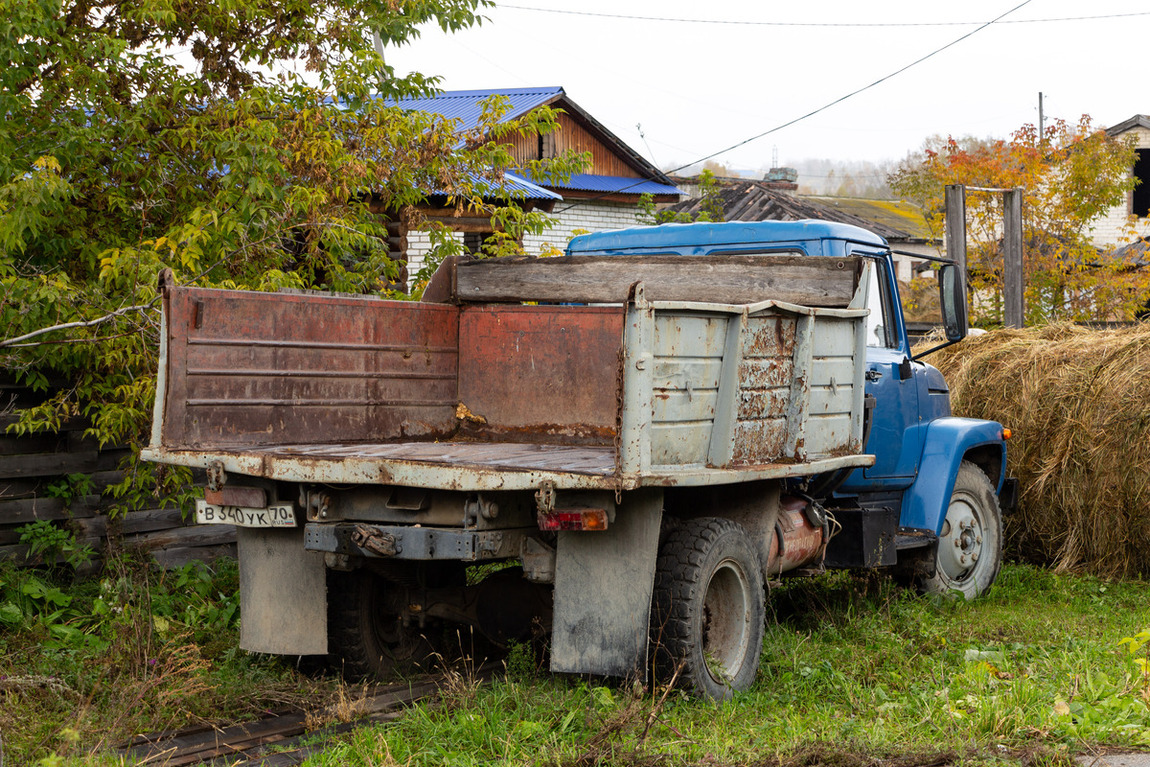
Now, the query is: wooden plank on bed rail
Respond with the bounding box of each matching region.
[455,254,860,307]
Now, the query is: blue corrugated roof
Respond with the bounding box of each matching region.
[567,220,889,256]
[387,87,564,131]
[526,172,681,197]
[425,171,561,201]
[499,172,563,200]
[387,87,682,199]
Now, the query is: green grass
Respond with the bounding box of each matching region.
[308,566,1150,767]
[3,562,1149,766]
[0,553,335,765]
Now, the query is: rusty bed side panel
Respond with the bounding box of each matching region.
[732,313,797,464]
[161,287,460,449]
[456,305,623,445]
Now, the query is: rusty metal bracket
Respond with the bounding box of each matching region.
[535,480,556,515]
[206,460,226,492]
[351,524,398,557]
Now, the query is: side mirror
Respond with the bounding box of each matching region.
[938,263,968,341]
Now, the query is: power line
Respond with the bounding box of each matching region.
[500,3,1150,28]
[555,0,1036,213]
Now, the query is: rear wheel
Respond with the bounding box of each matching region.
[327,569,431,680]
[651,518,765,700]
[920,461,1003,599]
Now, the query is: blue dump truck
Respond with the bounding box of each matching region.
[143,220,1014,699]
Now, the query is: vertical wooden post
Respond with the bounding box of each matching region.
[1003,188,1024,328]
[944,184,968,313]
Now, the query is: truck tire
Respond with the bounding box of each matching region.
[920,460,1003,599]
[651,518,765,700]
[327,569,430,680]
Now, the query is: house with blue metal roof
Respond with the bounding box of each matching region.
[386,87,683,274]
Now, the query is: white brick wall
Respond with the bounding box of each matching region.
[522,200,644,254]
[404,200,644,289]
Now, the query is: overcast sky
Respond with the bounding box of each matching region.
[384,0,1149,175]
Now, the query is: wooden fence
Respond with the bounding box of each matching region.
[0,406,233,572]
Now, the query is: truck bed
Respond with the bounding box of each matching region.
[144,256,875,490]
[146,440,870,491]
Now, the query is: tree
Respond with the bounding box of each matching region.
[889,118,1146,325]
[0,0,584,507]
[638,169,724,225]
[701,160,731,178]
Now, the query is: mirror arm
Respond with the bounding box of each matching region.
[911,337,964,361]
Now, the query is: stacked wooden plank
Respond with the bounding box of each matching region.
[0,412,233,571]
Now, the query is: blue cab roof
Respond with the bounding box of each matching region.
[567,220,889,257]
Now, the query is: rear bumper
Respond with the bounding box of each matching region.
[304,522,529,562]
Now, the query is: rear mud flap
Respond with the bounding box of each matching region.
[550,488,663,679]
[238,526,328,655]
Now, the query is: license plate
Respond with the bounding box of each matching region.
[195,499,297,528]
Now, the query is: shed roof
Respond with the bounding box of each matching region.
[1110,236,1150,268]
[1107,114,1150,137]
[804,197,935,242]
[661,180,934,243]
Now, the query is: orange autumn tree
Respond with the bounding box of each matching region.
[890,117,1147,324]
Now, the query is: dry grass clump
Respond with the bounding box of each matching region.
[926,322,1150,577]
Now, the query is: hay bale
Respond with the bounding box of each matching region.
[924,323,1150,578]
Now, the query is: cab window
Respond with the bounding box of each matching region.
[861,260,896,348]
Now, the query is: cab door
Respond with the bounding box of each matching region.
[854,258,923,486]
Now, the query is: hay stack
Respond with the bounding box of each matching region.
[925,323,1150,578]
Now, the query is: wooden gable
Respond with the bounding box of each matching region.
[505,102,644,179]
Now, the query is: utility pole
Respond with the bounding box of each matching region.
[1038,92,1045,144]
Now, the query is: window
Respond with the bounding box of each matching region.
[1133,149,1150,218]
[861,260,896,348]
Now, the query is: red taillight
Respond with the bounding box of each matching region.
[537,509,609,531]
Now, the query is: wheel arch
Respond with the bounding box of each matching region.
[900,417,1007,534]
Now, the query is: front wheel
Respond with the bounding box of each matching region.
[920,460,1003,599]
[651,518,765,700]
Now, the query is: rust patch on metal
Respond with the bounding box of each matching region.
[731,419,787,464]
[743,315,796,359]
[768,497,826,574]
[205,486,266,507]
[737,388,790,420]
[457,421,616,446]
[455,403,487,425]
[456,305,623,446]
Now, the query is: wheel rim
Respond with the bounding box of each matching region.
[937,492,986,584]
[367,584,420,665]
[701,558,752,684]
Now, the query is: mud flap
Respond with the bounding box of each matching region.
[550,488,663,679]
[237,527,328,655]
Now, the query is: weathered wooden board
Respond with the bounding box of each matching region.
[0,494,101,524]
[456,254,861,307]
